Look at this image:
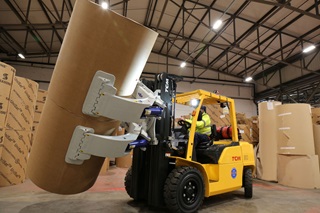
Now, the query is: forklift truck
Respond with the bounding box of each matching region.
[125,73,255,213]
[65,71,255,213]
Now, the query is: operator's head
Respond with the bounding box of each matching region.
[200,105,206,113]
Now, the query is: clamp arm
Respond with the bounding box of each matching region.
[82,71,161,123]
[65,126,139,165]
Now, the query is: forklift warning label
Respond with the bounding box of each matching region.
[231,168,237,179]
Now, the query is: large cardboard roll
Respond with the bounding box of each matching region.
[278,154,320,189]
[277,103,315,155]
[27,0,158,194]
[258,101,281,181]
[312,124,320,168]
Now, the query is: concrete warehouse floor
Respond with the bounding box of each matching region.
[0,166,319,213]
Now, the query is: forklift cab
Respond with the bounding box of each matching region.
[162,90,255,212]
[172,90,240,162]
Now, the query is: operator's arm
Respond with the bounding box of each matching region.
[186,113,211,128]
[185,113,210,128]
[185,118,193,125]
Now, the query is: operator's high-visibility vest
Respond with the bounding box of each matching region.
[186,112,211,136]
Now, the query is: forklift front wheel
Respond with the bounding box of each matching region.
[164,166,204,213]
[124,167,133,198]
[243,167,253,198]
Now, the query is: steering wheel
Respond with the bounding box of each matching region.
[178,120,191,129]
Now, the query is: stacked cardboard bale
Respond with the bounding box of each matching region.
[0,127,3,157]
[31,89,48,146]
[0,62,16,157]
[250,116,259,143]
[206,104,230,127]
[238,124,251,142]
[236,113,259,143]
[234,113,259,177]
[237,113,251,142]
[0,62,38,186]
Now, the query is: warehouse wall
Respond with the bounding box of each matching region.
[255,51,320,93]
[145,53,242,82]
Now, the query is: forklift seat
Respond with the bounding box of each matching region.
[196,124,217,149]
[196,124,239,164]
[196,142,239,164]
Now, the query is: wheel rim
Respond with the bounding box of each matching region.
[164,167,204,213]
[178,173,203,210]
[182,180,198,204]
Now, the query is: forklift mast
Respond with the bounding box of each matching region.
[130,73,179,207]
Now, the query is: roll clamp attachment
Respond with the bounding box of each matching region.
[65,71,163,165]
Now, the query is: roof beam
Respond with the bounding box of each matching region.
[175,0,217,57]
[0,23,67,30]
[205,5,281,73]
[252,25,320,80]
[4,0,49,54]
[248,0,320,20]
[237,3,318,77]
[189,2,251,83]
[38,0,64,43]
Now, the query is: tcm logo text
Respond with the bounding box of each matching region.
[232,156,241,161]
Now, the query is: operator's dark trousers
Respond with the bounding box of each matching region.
[192,132,210,161]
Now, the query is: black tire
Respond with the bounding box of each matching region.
[124,167,133,198]
[243,167,253,198]
[164,166,204,213]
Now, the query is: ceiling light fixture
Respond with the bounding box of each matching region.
[303,45,316,53]
[18,53,25,59]
[101,2,109,9]
[180,62,186,68]
[245,76,253,82]
[212,19,223,30]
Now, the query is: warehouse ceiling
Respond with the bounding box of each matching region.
[0,0,319,103]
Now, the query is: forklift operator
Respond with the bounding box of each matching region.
[184,106,212,160]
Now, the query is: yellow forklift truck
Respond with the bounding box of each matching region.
[124,74,255,213]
